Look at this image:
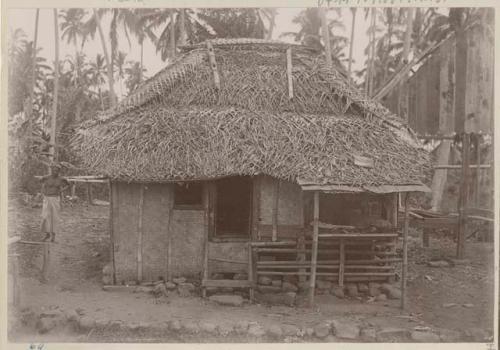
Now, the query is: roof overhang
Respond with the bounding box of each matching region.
[297,178,431,194]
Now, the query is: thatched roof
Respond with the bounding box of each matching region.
[73,38,430,187]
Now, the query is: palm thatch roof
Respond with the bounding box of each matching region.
[72,38,430,187]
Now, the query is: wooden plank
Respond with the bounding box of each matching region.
[318,233,398,238]
[401,192,410,309]
[86,182,93,205]
[258,258,402,265]
[208,257,248,264]
[257,271,394,277]
[308,191,320,307]
[12,255,20,306]
[286,47,293,99]
[257,265,395,270]
[250,241,296,247]
[202,279,252,288]
[457,133,470,258]
[137,185,144,282]
[338,239,345,287]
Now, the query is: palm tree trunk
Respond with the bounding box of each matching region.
[50,9,60,163]
[320,7,332,68]
[26,9,40,149]
[367,8,376,96]
[347,8,356,83]
[93,9,117,107]
[178,9,186,46]
[397,8,414,118]
[266,10,276,40]
[140,40,144,82]
[169,10,176,58]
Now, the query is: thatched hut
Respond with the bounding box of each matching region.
[73,39,429,300]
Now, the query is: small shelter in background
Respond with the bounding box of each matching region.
[72,39,429,304]
[380,20,494,212]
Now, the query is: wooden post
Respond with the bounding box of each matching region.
[86,182,93,205]
[71,183,76,198]
[457,133,470,259]
[338,239,345,287]
[401,192,410,310]
[137,185,144,282]
[475,134,481,206]
[11,254,21,306]
[286,48,294,99]
[308,191,320,307]
[248,242,254,302]
[272,180,280,242]
[202,183,210,298]
[109,182,116,284]
[41,243,50,283]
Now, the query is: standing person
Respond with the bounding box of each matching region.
[40,164,69,242]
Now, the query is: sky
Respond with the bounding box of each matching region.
[8,8,371,96]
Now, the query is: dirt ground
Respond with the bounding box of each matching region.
[7,199,495,342]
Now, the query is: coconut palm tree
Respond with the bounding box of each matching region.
[49,9,60,162]
[89,54,108,110]
[281,8,348,66]
[60,9,85,54]
[125,60,147,94]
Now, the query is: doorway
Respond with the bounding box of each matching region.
[215,176,252,238]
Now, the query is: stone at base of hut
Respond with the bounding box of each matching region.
[258,276,272,285]
[282,324,301,336]
[376,293,387,301]
[152,283,168,296]
[267,324,283,338]
[282,281,298,292]
[331,286,345,298]
[102,275,113,285]
[173,277,187,284]
[78,316,96,330]
[209,294,244,306]
[248,323,266,337]
[134,286,153,294]
[376,328,410,342]
[316,280,332,290]
[271,280,282,288]
[178,283,195,297]
[314,324,331,338]
[360,327,377,341]
[165,282,177,290]
[380,283,401,299]
[330,320,360,340]
[358,283,369,293]
[439,329,462,342]
[345,283,358,297]
[411,330,440,342]
[233,273,248,280]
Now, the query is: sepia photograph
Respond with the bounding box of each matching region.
[4,3,496,346]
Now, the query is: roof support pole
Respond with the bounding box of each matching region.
[109,182,116,285]
[272,179,280,242]
[308,191,320,307]
[202,183,210,298]
[286,48,294,99]
[400,192,410,310]
[137,184,144,282]
[457,133,470,258]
